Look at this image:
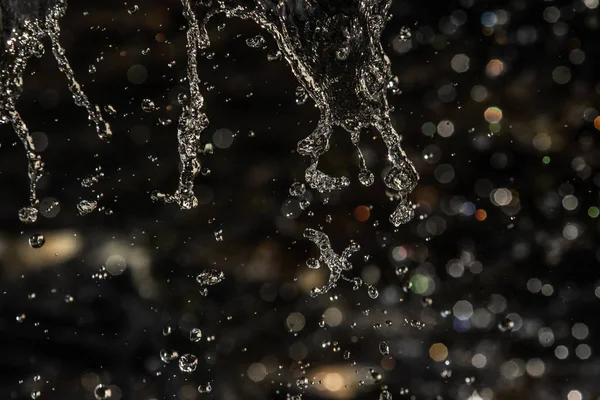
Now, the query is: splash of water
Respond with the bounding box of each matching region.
[164,0,418,226]
[0,0,111,221]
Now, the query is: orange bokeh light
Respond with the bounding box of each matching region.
[354,205,370,222]
[475,209,487,221]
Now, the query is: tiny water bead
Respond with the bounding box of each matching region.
[29,233,45,249]
[379,341,390,355]
[94,384,111,400]
[398,26,412,41]
[197,383,212,393]
[289,182,306,197]
[379,390,392,400]
[196,269,225,286]
[367,285,379,299]
[190,328,202,342]
[77,199,97,216]
[498,317,515,332]
[160,349,179,363]
[19,207,38,224]
[141,99,156,112]
[179,354,199,373]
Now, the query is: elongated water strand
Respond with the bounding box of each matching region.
[0,0,111,218]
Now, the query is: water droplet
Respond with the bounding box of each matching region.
[127,5,139,14]
[367,285,379,299]
[104,105,117,117]
[379,390,392,400]
[31,391,41,399]
[64,294,74,303]
[379,341,390,355]
[19,207,38,224]
[88,65,97,74]
[16,314,26,323]
[358,169,375,187]
[306,258,320,269]
[289,182,306,197]
[196,269,225,286]
[214,229,224,241]
[160,349,179,363]
[295,86,308,105]
[141,99,156,112]
[29,233,45,249]
[197,383,212,393]
[94,384,112,400]
[190,328,202,342]
[245,34,266,48]
[498,317,515,332]
[162,325,172,336]
[343,350,351,360]
[399,26,412,41]
[179,354,199,373]
[77,200,97,216]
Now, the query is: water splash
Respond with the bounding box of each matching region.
[303,228,360,296]
[0,0,111,217]
[163,0,418,226]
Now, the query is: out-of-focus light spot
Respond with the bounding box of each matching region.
[533,133,552,151]
[594,116,600,130]
[453,300,473,321]
[213,128,234,149]
[552,66,571,84]
[584,0,599,9]
[481,11,497,27]
[490,188,512,206]
[484,107,503,123]
[562,223,579,240]
[323,307,343,327]
[354,205,370,222]
[538,327,555,347]
[525,358,545,377]
[472,353,487,369]
[475,209,487,221]
[555,345,569,359]
[588,207,599,218]
[106,254,127,276]
[247,363,267,382]
[437,120,455,137]
[422,122,437,136]
[323,373,344,392]
[286,312,305,332]
[391,246,408,262]
[410,274,430,295]
[127,64,148,84]
[543,156,551,164]
[575,344,591,360]
[543,6,561,23]
[470,85,488,102]
[486,59,504,78]
[562,195,578,211]
[572,323,589,340]
[527,278,542,293]
[429,343,448,361]
[567,390,582,400]
[451,54,470,73]
[500,359,524,379]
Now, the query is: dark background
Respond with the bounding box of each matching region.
[1,0,600,399]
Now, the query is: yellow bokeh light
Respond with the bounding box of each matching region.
[484,106,503,123]
[486,59,504,78]
[429,343,448,362]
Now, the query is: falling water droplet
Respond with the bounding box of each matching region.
[379,390,392,400]
[19,207,38,224]
[127,5,139,14]
[190,328,202,342]
[29,233,45,249]
[179,354,199,373]
[498,317,515,332]
[77,200,97,216]
[94,384,112,400]
[160,349,179,363]
[399,26,412,41]
[245,35,266,48]
[196,269,225,286]
[379,341,390,355]
[289,182,306,197]
[197,383,212,393]
[358,169,375,187]
[367,285,379,299]
[306,258,320,269]
[141,99,156,112]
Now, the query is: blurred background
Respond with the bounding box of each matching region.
[1,0,600,399]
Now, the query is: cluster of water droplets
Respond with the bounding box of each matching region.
[0,0,112,221]
[150,0,417,228]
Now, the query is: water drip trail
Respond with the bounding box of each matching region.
[165,0,418,226]
[0,0,111,220]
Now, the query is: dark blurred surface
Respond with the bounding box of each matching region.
[1,0,600,399]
